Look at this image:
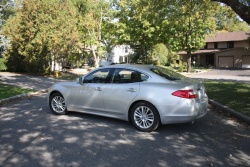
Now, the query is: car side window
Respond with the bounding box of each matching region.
[112,69,148,83]
[83,69,111,83]
[140,73,149,82]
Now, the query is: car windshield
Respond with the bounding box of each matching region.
[150,66,186,81]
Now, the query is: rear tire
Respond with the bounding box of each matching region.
[49,92,68,115]
[130,102,160,132]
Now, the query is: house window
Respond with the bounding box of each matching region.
[125,46,128,53]
[227,41,234,48]
[214,42,218,49]
[204,43,208,49]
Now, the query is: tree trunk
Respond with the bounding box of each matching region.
[141,46,145,64]
[187,50,192,73]
[91,45,99,68]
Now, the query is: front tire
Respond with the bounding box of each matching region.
[130,102,160,132]
[49,92,68,115]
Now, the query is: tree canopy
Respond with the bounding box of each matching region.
[112,0,167,63]
[162,0,217,72]
[214,4,250,32]
[1,0,249,73]
[211,0,250,24]
[3,0,79,73]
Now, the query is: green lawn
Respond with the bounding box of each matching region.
[0,83,35,100]
[204,80,250,117]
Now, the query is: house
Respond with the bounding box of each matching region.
[106,45,134,64]
[178,31,250,68]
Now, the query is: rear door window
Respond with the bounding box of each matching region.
[150,67,186,81]
[111,69,149,83]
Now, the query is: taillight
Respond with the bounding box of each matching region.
[172,90,197,99]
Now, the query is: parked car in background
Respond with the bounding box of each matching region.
[48,64,208,132]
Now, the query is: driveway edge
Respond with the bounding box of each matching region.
[209,99,250,125]
[0,89,48,106]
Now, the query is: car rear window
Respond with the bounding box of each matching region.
[150,67,186,81]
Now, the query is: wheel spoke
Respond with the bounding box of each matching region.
[134,105,154,129]
[51,96,66,113]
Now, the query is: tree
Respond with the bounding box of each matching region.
[112,0,168,64]
[213,4,249,32]
[210,0,250,24]
[75,0,110,67]
[150,43,169,65]
[3,0,79,73]
[163,0,216,72]
[0,0,15,58]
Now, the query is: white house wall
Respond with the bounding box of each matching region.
[107,45,133,64]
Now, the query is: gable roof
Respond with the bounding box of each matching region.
[206,31,250,42]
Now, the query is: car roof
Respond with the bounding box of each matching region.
[101,64,154,71]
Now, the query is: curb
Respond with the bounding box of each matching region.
[209,99,250,125]
[0,89,49,106]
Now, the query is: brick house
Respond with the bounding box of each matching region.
[178,31,250,68]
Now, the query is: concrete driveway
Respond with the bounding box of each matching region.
[0,94,250,167]
[185,69,250,83]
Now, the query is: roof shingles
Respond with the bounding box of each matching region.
[206,31,250,42]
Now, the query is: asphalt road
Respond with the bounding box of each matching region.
[185,69,250,83]
[0,72,61,91]
[0,94,250,167]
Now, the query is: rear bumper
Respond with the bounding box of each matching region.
[159,97,208,125]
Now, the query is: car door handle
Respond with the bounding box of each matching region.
[127,88,137,92]
[95,87,103,91]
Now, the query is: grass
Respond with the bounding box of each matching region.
[0,83,35,100]
[204,80,250,117]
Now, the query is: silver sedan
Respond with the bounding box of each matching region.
[48,65,208,132]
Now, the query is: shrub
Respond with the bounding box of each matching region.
[177,66,183,72]
[0,58,7,71]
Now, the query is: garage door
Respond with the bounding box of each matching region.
[242,56,250,68]
[218,56,234,68]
